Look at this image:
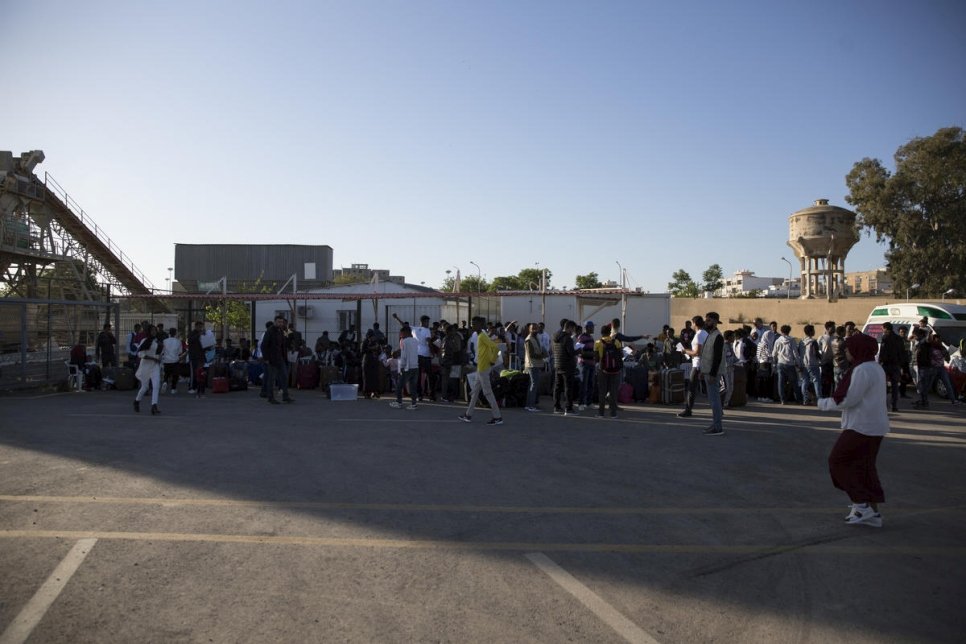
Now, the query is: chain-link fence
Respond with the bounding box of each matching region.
[0,298,119,390]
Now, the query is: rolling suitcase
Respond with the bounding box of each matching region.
[625,364,648,402]
[730,365,747,407]
[618,383,634,404]
[660,368,685,404]
[211,376,229,393]
[297,361,320,389]
[647,372,661,403]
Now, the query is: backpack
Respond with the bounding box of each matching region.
[601,340,623,374]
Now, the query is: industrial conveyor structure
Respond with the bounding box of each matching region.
[0,150,168,312]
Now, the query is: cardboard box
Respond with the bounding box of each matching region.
[329,383,358,401]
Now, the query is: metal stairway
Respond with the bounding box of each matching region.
[1,150,169,312]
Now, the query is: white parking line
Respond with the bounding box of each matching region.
[0,538,97,644]
[526,552,660,644]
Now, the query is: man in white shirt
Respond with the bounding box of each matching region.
[390,327,419,410]
[679,316,708,418]
[161,328,184,394]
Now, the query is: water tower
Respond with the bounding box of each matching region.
[787,199,859,300]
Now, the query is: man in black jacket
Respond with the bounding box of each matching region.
[878,322,905,413]
[552,319,577,415]
[261,316,294,404]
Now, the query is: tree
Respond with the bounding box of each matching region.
[701,264,724,294]
[667,269,699,297]
[486,268,552,292]
[846,126,966,298]
[441,275,488,293]
[575,272,603,290]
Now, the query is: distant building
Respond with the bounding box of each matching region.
[174,243,333,292]
[844,269,893,295]
[332,263,405,285]
[719,270,783,297]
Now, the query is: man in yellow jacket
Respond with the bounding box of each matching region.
[458,316,504,425]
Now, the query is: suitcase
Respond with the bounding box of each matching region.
[211,376,229,393]
[618,382,634,404]
[113,366,136,391]
[660,368,685,404]
[229,360,248,391]
[208,361,228,387]
[625,365,648,402]
[647,372,661,403]
[730,365,747,407]
[297,362,320,389]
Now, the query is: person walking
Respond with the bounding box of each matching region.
[458,317,504,425]
[133,323,163,415]
[818,332,890,527]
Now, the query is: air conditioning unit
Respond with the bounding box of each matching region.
[297,305,314,318]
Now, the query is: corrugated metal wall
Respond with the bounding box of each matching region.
[174,244,333,283]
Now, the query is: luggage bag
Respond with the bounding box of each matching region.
[660,368,686,404]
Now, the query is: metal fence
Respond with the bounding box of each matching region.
[0,298,119,390]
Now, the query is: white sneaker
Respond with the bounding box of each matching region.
[389,401,403,408]
[524,407,540,412]
[407,404,418,410]
[188,389,197,395]
[577,404,586,412]
[170,389,177,395]
[160,382,168,394]
[845,505,882,527]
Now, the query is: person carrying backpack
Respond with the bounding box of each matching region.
[595,323,624,418]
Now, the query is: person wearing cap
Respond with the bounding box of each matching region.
[699,312,726,435]
[575,321,597,411]
[818,332,890,527]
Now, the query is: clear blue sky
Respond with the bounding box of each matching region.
[4,0,964,292]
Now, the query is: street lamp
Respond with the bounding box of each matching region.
[167,267,174,293]
[906,283,921,301]
[780,257,793,300]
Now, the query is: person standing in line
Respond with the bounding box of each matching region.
[721,329,737,408]
[412,315,434,401]
[261,316,294,404]
[799,324,823,405]
[896,326,912,399]
[877,322,905,413]
[755,321,779,402]
[911,328,934,409]
[818,320,836,396]
[187,321,206,396]
[831,325,850,388]
[678,316,707,418]
[133,323,163,415]
[594,323,623,418]
[772,324,801,405]
[575,321,596,411]
[818,332,890,527]
[700,312,725,435]
[552,319,577,415]
[95,323,117,369]
[458,317,504,426]
[440,323,465,403]
[390,326,419,409]
[161,327,184,395]
[524,322,547,412]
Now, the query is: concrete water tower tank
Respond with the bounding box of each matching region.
[787,199,859,300]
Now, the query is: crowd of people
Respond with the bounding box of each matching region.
[67,310,966,529]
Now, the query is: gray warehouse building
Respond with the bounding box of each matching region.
[174,244,333,292]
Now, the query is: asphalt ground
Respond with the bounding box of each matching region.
[0,386,965,643]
